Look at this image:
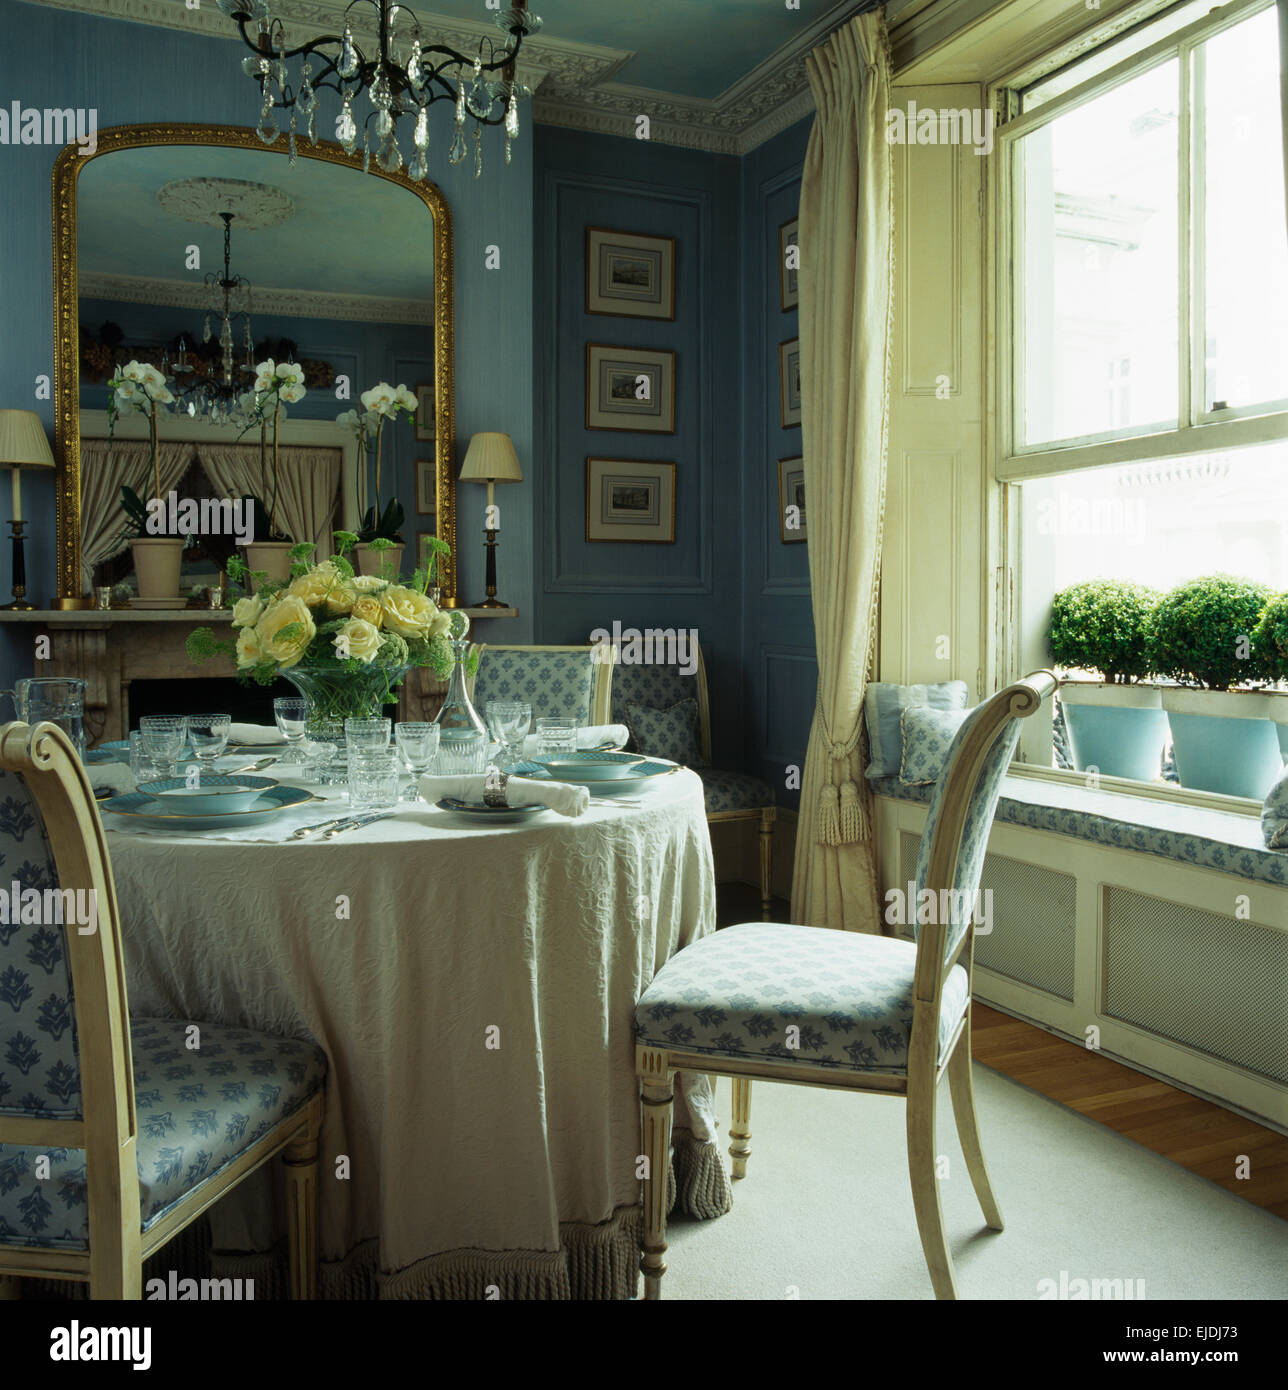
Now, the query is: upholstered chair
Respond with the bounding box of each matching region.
[610,641,777,920]
[469,644,614,725]
[0,721,325,1299]
[634,672,1059,1299]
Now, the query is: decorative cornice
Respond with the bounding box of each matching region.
[24,0,857,155]
[79,270,434,325]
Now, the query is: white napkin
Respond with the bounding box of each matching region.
[519,723,629,759]
[229,722,284,745]
[88,763,137,797]
[420,772,589,818]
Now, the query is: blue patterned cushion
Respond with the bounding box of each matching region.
[900,705,970,786]
[0,1017,325,1249]
[472,648,597,723]
[913,701,1022,966]
[635,923,968,1074]
[864,681,971,779]
[0,768,81,1122]
[626,699,704,767]
[1263,765,1288,849]
[610,662,698,730]
[696,768,775,814]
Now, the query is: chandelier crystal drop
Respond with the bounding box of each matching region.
[215,0,542,183]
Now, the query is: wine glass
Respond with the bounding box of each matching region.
[139,715,187,779]
[187,713,231,770]
[486,701,532,767]
[395,722,440,800]
[274,698,310,765]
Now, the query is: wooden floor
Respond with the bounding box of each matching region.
[972,1002,1288,1221]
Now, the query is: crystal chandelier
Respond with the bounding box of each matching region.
[167,211,257,425]
[215,0,543,180]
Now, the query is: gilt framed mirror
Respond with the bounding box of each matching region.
[51,122,457,607]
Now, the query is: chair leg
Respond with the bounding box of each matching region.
[639,1073,674,1300]
[729,1077,752,1180]
[906,1077,958,1300]
[283,1099,322,1300]
[759,808,775,921]
[947,1022,1004,1231]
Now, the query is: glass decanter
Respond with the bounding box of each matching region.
[432,610,488,752]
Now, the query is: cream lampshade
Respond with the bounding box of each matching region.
[0,409,55,611]
[458,432,522,609]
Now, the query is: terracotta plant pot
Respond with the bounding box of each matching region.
[129,537,184,600]
[355,543,404,580]
[243,542,295,589]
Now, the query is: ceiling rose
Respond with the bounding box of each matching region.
[156,177,297,230]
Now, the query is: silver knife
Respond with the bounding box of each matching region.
[287,815,352,840]
[321,812,393,839]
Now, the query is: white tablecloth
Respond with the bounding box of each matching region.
[105,768,729,1298]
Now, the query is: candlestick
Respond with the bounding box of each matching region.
[10,466,19,525]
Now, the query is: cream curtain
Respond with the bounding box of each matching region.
[79,439,194,591]
[1279,0,1287,240]
[790,10,894,934]
[197,444,340,557]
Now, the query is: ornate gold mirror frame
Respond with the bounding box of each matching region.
[51,122,457,608]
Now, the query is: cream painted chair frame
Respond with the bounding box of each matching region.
[636,672,1058,1300]
[468,643,615,725]
[0,721,323,1300]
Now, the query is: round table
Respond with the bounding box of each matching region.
[105,767,729,1298]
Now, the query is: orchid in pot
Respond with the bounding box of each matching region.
[338,381,417,578]
[237,358,307,585]
[107,359,185,601]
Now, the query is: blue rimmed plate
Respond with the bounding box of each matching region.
[101,783,315,830]
[136,774,278,815]
[529,750,644,782]
[509,757,679,796]
[434,797,548,824]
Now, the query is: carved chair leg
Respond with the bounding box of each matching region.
[947,1021,1004,1231]
[283,1097,323,1300]
[729,1077,752,1180]
[906,1079,958,1300]
[639,1072,675,1300]
[759,808,776,921]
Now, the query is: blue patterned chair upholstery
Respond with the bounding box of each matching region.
[0,721,327,1297]
[634,673,1059,1301]
[470,645,610,725]
[610,643,777,919]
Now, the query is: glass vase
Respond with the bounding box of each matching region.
[283,663,410,782]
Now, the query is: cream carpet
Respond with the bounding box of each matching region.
[661,1066,1288,1300]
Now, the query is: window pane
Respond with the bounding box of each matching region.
[1202,7,1288,413]
[1018,60,1179,447]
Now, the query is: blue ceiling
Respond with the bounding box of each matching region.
[422,0,852,99]
[76,145,435,302]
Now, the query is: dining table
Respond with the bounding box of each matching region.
[98,751,732,1299]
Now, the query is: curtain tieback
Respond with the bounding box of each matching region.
[813,701,870,846]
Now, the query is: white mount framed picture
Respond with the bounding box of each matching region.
[586,458,676,543]
[586,227,676,321]
[586,344,676,433]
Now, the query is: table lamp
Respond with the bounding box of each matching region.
[0,410,55,611]
[458,432,523,609]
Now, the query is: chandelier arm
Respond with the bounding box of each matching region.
[231,14,353,66]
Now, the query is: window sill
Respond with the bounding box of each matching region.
[870,770,1285,887]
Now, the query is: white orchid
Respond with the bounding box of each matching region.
[360,382,398,416]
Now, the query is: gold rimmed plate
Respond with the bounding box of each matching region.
[101,783,316,830]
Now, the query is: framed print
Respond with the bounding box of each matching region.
[587,227,676,320]
[586,344,676,433]
[779,217,799,311]
[416,459,436,515]
[779,338,801,427]
[414,382,436,441]
[778,457,806,543]
[586,458,676,543]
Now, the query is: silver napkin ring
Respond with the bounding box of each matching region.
[483,772,510,808]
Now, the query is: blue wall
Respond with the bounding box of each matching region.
[740,119,816,805]
[0,0,534,684]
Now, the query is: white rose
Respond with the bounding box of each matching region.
[231,593,264,628]
[235,624,265,669]
[351,574,387,594]
[334,616,382,664]
[255,594,316,670]
[380,584,438,639]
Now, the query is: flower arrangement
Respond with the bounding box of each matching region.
[187,532,465,730]
[238,358,307,542]
[108,359,176,537]
[337,381,417,545]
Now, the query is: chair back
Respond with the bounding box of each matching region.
[908,672,1058,1020]
[0,721,140,1245]
[608,639,712,763]
[469,644,614,724]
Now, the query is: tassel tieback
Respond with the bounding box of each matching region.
[816,777,869,846]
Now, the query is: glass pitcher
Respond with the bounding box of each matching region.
[0,678,88,760]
